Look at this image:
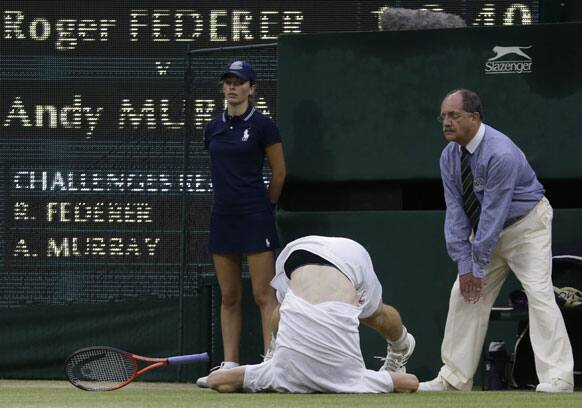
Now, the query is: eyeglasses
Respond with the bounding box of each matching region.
[436,111,474,123]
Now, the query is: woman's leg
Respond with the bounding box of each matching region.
[213,253,243,363]
[247,250,278,353]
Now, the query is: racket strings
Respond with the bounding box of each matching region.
[66,348,137,391]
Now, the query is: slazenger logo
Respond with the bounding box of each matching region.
[484,45,533,75]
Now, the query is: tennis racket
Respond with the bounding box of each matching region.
[65,346,209,391]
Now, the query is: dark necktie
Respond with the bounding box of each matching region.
[461,147,480,232]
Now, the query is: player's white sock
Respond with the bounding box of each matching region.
[388,326,409,351]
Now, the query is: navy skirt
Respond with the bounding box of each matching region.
[208,210,280,254]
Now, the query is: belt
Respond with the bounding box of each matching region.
[503,198,544,229]
[504,215,524,229]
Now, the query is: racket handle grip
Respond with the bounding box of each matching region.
[167,352,209,365]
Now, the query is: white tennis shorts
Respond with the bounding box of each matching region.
[271,235,383,318]
[243,290,393,393]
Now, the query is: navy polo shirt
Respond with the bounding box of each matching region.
[204,105,281,214]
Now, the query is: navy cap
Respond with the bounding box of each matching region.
[221,60,256,83]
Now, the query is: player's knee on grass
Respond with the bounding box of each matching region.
[390,372,419,393]
[207,367,245,393]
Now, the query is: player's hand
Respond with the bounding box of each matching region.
[459,273,483,303]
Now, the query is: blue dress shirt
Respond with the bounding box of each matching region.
[440,124,544,277]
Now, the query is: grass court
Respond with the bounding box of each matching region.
[1,380,580,408]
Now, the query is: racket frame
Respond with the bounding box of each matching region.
[65,346,208,391]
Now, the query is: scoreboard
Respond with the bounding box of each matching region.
[0,1,539,306]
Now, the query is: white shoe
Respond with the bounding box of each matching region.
[536,378,573,393]
[418,375,456,392]
[379,333,416,373]
[195,361,239,388]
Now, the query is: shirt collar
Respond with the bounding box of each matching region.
[222,105,256,123]
[462,123,485,154]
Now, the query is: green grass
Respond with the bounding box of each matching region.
[1,380,580,408]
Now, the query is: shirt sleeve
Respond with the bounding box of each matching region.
[470,153,519,277]
[258,117,282,148]
[440,148,474,276]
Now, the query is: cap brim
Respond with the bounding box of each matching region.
[221,71,250,81]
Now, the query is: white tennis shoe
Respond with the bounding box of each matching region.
[536,378,573,393]
[418,375,456,391]
[195,361,239,388]
[379,333,416,373]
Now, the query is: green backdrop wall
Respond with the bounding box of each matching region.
[278,23,582,182]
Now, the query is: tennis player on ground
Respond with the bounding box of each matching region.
[206,235,418,393]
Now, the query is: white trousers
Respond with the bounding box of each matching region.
[439,197,574,390]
